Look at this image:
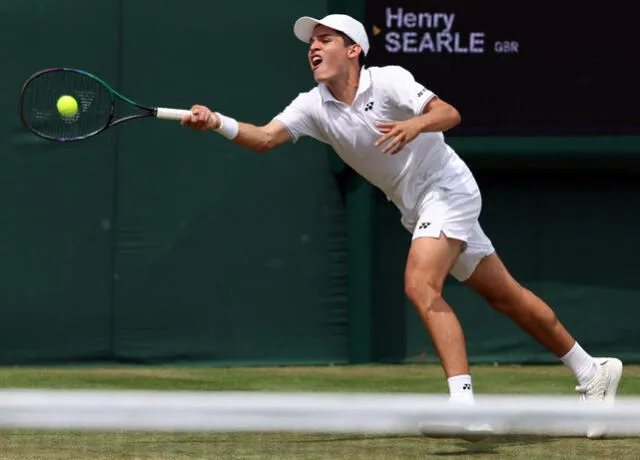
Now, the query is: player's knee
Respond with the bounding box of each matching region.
[404,272,442,313]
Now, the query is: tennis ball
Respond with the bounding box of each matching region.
[56,95,78,117]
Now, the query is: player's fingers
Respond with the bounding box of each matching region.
[184,111,205,129]
[382,133,404,153]
[190,104,207,112]
[192,117,208,129]
[375,131,394,147]
[180,113,192,125]
[191,106,210,120]
[379,127,401,146]
[198,114,210,127]
[391,140,405,155]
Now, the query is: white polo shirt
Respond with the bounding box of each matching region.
[273,65,472,221]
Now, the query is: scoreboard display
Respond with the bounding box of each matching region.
[364,1,639,136]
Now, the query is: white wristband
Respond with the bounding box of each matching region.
[213,112,239,140]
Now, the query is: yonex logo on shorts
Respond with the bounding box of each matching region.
[364,101,374,111]
[418,222,430,229]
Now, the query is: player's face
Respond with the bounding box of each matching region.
[308,25,353,83]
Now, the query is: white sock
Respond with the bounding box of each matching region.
[560,342,597,386]
[447,374,474,402]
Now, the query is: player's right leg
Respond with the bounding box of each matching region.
[404,232,469,380]
[405,177,493,439]
[403,181,484,401]
[405,232,494,440]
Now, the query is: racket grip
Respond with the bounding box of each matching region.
[155,107,192,121]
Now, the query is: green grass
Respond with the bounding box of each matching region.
[0,364,638,459]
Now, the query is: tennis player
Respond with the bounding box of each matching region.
[182,14,622,437]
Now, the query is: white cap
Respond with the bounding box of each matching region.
[293,14,370,56]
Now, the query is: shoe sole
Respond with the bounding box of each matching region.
[418,422,493,442]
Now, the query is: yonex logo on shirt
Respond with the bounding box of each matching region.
[364,101,374,111]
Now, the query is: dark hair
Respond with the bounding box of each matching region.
[336,31,366,68]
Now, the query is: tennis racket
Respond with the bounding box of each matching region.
[19,67,191,142]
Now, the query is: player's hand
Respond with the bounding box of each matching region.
[181,105,220,131]
[374,119,423,154]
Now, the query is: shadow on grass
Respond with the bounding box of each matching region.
[431,435,556,456]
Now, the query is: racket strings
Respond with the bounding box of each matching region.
[21,70,113,141]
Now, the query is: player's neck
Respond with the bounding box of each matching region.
[326,66,361,105]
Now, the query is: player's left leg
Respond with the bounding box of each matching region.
[461,237,623,438]
[463,251,575,356]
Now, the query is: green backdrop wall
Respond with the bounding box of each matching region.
[1,0,348,365]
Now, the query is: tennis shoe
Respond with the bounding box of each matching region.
[418,397,493,442]
[575,357,623,439]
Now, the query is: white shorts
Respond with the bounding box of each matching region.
[401,175,495,282]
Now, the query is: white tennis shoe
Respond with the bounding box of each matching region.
[575,357,623,439]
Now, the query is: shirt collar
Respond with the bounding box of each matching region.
[318,66,371,104]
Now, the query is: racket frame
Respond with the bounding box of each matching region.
[19,67,188,142]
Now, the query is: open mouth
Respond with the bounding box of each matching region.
[311,56,323,71]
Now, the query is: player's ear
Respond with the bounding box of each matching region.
[348,44,362,60]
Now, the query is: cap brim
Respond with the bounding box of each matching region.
[294,16,322,44]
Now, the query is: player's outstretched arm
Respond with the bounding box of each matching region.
[181,105,291,153]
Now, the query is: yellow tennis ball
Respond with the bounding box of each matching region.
[56,95,78,117]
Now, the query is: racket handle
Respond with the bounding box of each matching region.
[155,107,192,121]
